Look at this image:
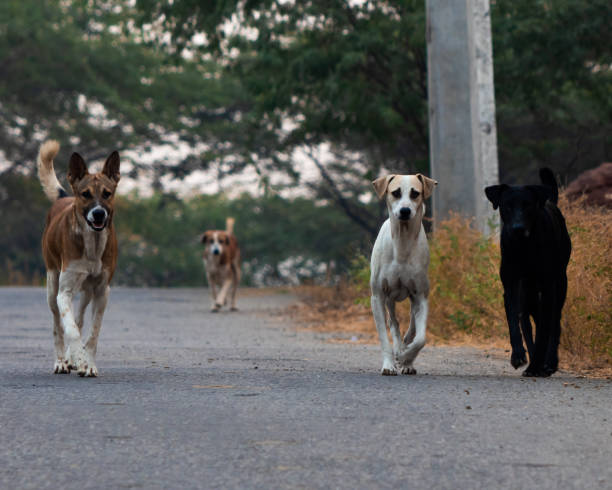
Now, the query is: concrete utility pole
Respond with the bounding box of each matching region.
[426,0,499,234]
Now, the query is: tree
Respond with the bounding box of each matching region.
[492,0,612,182]
[0,0,246,181]
[136,0,429,238]
[136,0,612,190]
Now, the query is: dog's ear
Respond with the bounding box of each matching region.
[416,174,438,199]
[372,175,396,199]
[200,233,208,244]
[102,151,121,183]
[67,152,88,186]
[526,185,552,207]
[484,184,508,210]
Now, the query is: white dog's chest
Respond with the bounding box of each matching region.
[380,265,420,300]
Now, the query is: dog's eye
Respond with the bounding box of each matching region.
[81,190,93,199]
[102,190,112,199]
[410,189,420,200]
[391,189,401,198]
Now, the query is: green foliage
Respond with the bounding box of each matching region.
[492,0,612,180]
[0,174,49,285]
[114,191,370,286]
[0,0,244,175]
[136,0,612,185]
[137,1,429,172]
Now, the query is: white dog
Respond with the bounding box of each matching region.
[370,173,437,375]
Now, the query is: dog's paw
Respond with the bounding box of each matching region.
[230,306,239,312]
[399,365,417,375]
[53,358,70,374]
[510,351,528,369]
[522,365,550,378]
[381,359,398,376]
[211,306,220,313]
[381,367,398,376]
[66,343,88,373]
[81,364,98,377]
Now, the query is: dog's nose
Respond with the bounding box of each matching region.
[213,249,220,255]
[399,207,411,220]
[91,208,107,222]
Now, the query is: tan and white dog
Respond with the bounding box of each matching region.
[201,218,241,312]
[370,173,437,375]
[38,140,120,377]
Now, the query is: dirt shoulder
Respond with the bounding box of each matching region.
[288,285,612,379]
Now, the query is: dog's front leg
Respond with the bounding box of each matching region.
[83,283,109,377]
[371,293,396,375]
[386,300,402,359]
[57,270,89,376]
[207,272,219,312]
[47,270,69,374]
[502,277,527,369]
[76,287,93,334]
[215,277,233,310]
[397,295,428,373]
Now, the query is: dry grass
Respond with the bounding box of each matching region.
[558,195,612,373]
[293,193,612,376]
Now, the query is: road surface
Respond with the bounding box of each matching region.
[1,287,611,489]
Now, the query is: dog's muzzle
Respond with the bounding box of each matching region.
[86,206,108,231]
[399,207,412,221]
[212,247,220,256]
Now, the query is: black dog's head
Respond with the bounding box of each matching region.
[485,184,552,239]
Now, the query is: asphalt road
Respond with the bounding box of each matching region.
[1,287,611,489]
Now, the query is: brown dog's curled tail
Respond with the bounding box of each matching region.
[225,217,235,235]
[37,140,66,201]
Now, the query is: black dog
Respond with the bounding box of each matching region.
[485,169,571,377]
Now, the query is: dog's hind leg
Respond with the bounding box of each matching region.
[371,294,396,375]
[519,287,535,360]
[397,295,428,373]
[76,287,93,334]
[83,283,109,377]
[544,277,566,375]
[398,305,418,374]
[48,270,69,374]
[524,287,555,377]
[403,305,417,346]
[520,314,534,361]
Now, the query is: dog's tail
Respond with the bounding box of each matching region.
[37,140,66,201]
[539,167,558,204]
[225,217,235,235]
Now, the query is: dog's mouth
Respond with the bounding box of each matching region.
[87,218,107,231]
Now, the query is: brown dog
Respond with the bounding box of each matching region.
[38,140,120,377]
[201,218,241,312]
